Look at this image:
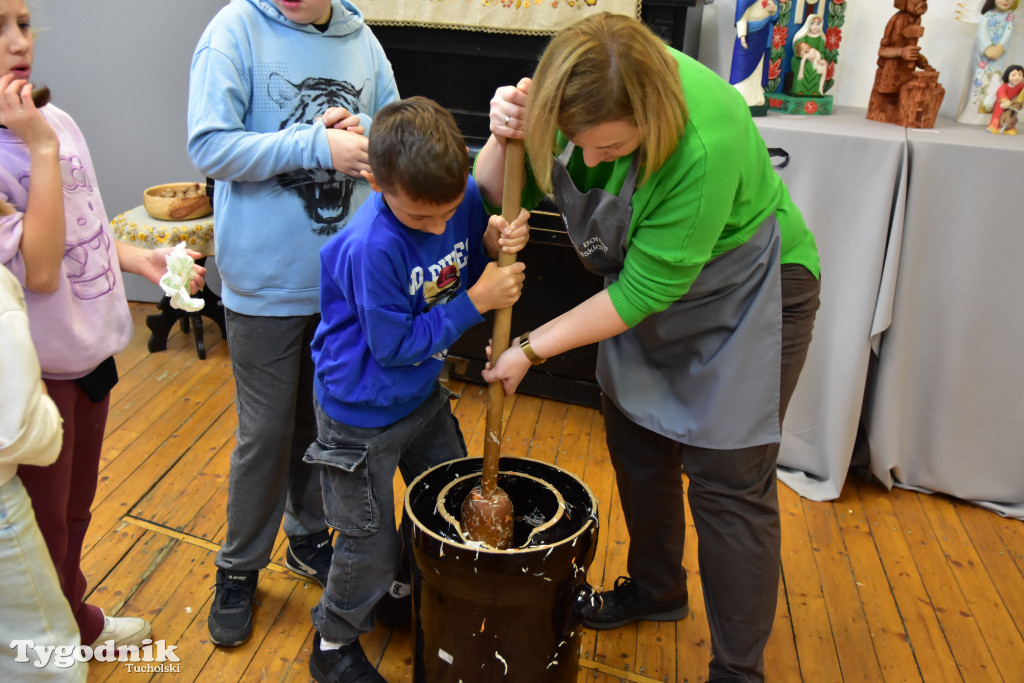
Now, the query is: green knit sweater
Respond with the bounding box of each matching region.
[484,47,820,328]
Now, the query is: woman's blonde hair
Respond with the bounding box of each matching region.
[525,12,686,194]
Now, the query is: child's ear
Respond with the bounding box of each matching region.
[362,170,382,192]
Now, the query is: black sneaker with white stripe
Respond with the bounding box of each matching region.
[285,529,333,588]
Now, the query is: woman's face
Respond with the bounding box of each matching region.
[809,17,823,35]
[1009,69,1024,87]
[995,0,1015,12]
[570,119,642,167]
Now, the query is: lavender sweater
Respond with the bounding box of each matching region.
[0,104,132,379]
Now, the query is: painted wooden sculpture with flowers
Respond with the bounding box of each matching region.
[765,0,849,115]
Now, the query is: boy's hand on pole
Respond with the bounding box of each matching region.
[467,260,526,314]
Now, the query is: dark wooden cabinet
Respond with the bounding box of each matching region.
[371,1,709,407]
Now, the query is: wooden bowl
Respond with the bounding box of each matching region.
[143,182,212,221]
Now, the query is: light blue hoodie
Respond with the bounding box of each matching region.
[187,0,398,316]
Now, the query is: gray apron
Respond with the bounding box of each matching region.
[552,143,782,449]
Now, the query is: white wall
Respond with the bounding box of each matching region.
[28,0,225,300]
[698,0,1024,121]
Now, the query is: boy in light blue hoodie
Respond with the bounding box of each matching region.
[186,0,399,648]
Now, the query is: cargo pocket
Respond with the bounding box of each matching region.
[304,440,379,537]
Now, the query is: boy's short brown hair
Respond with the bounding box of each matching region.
[368,97,468,204]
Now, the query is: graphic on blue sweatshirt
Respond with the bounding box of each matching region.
[270,74,369,235]
[423,262,461,310]
[312,179,491,428]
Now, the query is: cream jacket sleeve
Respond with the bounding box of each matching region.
[0,266,62,480]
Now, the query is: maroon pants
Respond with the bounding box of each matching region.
[17,379,107,644]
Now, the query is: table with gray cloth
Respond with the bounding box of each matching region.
[864,119,1024,520]
[754,107,909,501]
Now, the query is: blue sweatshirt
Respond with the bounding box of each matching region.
[312,177,490,428]
[187,0,399,316]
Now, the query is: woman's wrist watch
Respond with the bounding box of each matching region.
[518,331,547,365]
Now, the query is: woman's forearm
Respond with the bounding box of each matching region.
[474,134,508,207]
[527,289,629,359]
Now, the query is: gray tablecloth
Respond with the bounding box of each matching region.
[865,119,1024,520]
[755,107,909,501]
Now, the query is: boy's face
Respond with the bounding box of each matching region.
[382,186,465,236]
[272,0,332,25]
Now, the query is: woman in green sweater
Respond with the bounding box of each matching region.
[475,12,820,682]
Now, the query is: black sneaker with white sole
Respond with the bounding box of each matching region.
[286,529,333,587]
[208,568,258,646]
[584,576,689,630]
[309,632,386,683]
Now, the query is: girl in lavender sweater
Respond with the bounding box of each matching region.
[0,0,204,653]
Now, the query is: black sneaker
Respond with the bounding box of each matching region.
[584,576,689,630]
[286,529,333,587]
[374,579,412,629]
[309,632,386,683]
[208,568,258,646]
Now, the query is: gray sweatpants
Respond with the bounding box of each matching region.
[216,309,327,571]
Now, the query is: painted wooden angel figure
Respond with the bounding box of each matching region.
[730,0,781,114]
[955,0,1018,125]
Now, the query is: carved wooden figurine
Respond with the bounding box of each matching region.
[988,64,1024,133]
[866,0,946,128]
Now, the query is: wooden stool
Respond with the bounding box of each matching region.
[111,205,226,359]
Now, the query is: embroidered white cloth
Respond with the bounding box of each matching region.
[159,242,204,312]
[361,0,639,36]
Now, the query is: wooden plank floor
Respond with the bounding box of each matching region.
[83,302,1024,682]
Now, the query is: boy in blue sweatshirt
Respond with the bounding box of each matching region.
[305,96,528,683]
[187,0,400,648]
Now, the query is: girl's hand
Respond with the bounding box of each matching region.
[136,246,207,293]
[326,128,370,177]
[0,74,57,153]
[490,77,531,140]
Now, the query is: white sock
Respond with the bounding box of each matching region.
[319,637,350,651]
